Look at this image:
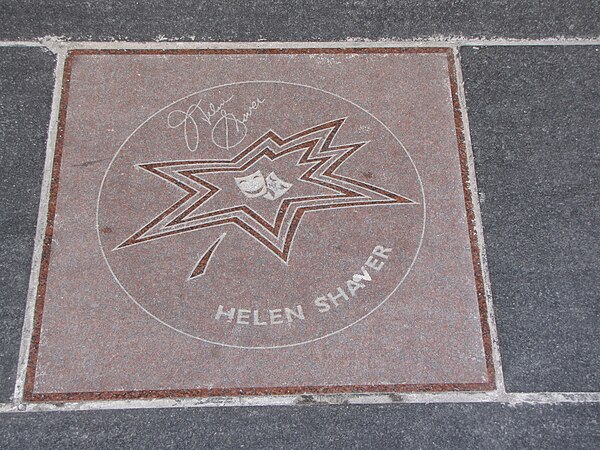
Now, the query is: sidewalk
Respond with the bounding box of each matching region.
[0,2,598,448]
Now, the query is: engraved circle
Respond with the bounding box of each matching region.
[97,81,426,349]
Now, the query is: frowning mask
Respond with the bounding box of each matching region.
[264,172,293,200]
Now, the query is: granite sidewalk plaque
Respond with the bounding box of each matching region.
[25,48,494,401]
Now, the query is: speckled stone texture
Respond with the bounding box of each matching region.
[460,46,600,392]
[26,49,493,400]
[1,1,599,41]
[1,403,600,449]
[0,47,56,401]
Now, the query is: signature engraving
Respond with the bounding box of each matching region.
[167,96,265,152]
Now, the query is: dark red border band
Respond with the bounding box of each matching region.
[24,47,495,402]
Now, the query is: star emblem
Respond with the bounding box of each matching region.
[116,118,417,278]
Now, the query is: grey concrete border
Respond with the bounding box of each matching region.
[11,49,67,405]
[0,391,599,414]
[2,39,599,413]
[452,47,506,395]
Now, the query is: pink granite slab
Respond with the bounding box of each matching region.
[25,48,494,401]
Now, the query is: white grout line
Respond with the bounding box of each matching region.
[0,41,47,47]
[11,48,68,406]
[451,47,507,395]
[0,37,599,51]
[452,37,600,47]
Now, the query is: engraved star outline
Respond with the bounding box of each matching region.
[115,118,419,277]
